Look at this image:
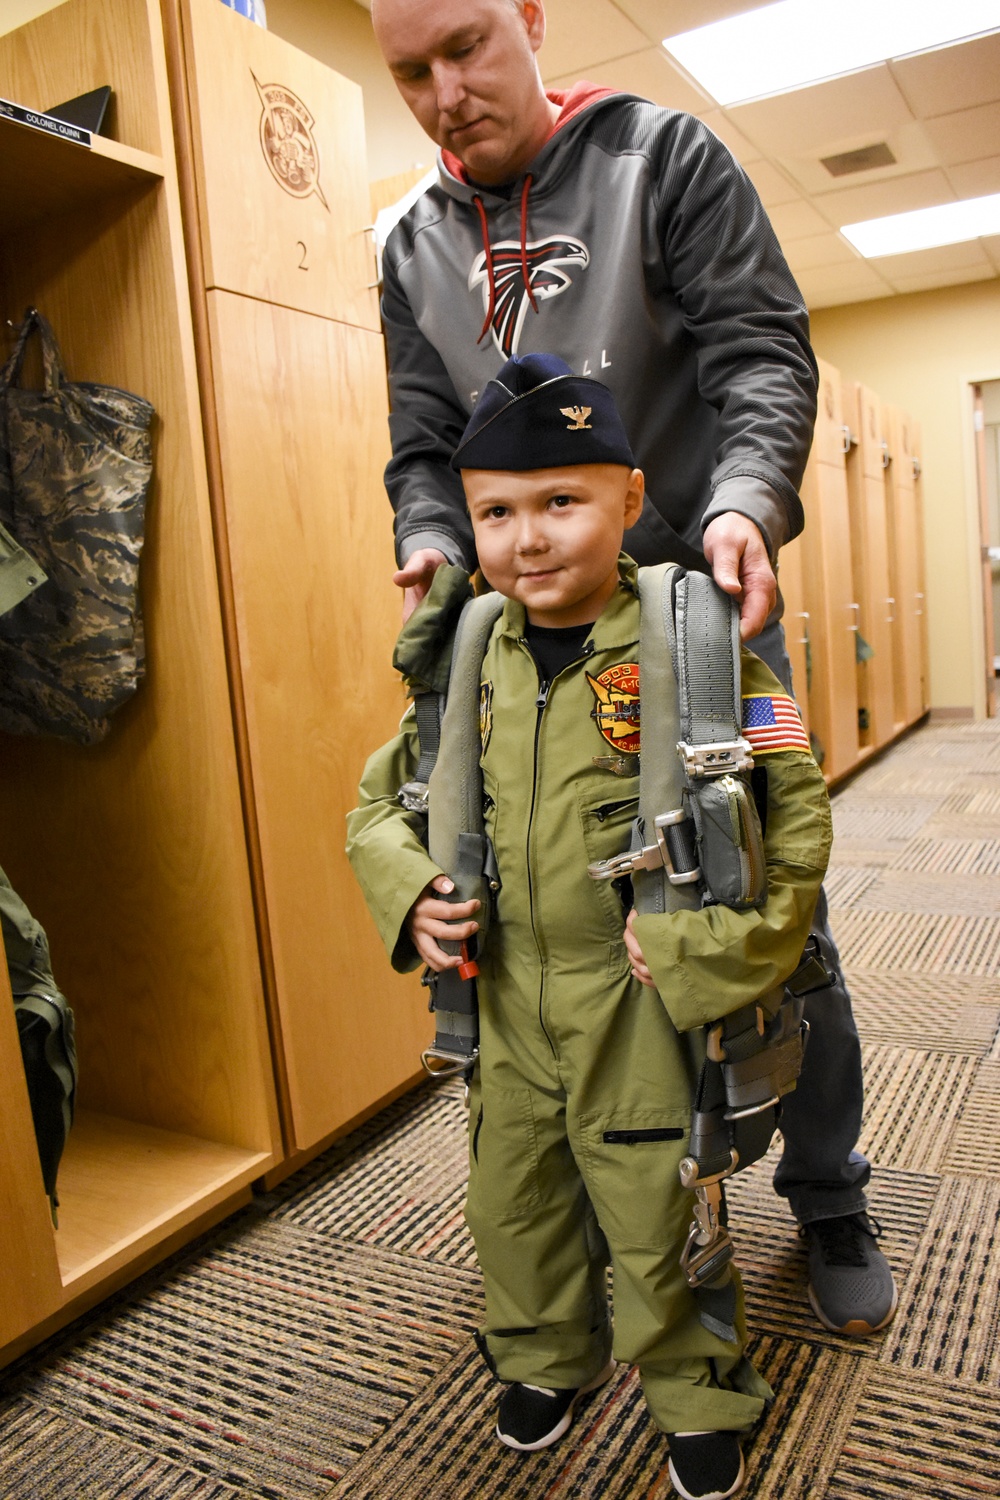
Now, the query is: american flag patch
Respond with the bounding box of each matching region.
[742,694,810,755]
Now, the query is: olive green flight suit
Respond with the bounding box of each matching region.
[347,560,832,1434]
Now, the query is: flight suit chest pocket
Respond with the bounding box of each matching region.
[578,785,639,958]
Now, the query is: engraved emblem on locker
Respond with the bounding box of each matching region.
[251,71,329,211]
[587,663,640,753]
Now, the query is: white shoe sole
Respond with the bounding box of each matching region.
[807,1277,899,1337]
[495,1358,618,1452]
[668,1447,745,1500]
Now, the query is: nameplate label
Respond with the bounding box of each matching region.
[0,97,92,147]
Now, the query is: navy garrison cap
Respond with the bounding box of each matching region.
[451,353,636,472]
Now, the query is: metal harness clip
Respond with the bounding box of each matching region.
[398,781,430,814]
[676,737,754,779]
[678,1149,739,1289]
[587,810,701,886]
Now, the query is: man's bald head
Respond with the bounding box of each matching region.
[372,0,559,185]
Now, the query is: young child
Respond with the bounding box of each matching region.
[347,354,831,1500]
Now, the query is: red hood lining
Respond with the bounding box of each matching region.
[441,82,618,185]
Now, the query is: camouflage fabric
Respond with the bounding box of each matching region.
[0,309,153,744]
[0,861,77,1218]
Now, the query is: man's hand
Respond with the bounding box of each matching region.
[394,547,449,622]
[702,512,777,641]
[624,908,656,988]
[407,873,480,971]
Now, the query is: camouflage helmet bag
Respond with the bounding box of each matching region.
[0,309,154,745]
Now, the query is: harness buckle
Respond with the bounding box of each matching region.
[398,780,430,814]
[677,737,754,779]
[587,810,701,885]
[678,1150,740,1288]
[421,1045,478,1079]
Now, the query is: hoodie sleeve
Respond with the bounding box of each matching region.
[381,240,478,571]
[652,114,819,554]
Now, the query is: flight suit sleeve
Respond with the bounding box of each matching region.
[345,706,446,973]
[631,652,832,1032]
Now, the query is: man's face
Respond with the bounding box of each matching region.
[372,0,552,185]
[463,464,645,627]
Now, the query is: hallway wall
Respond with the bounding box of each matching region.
[812,278,1000,718]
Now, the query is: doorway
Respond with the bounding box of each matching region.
[974,381,1000,718]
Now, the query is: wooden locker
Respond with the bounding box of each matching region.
[0,0,280,1365]
[883,405,925,729]
[843,382,896,750]
[798,359,861,782]
[166,0,429,1160]
[776,533,811,740]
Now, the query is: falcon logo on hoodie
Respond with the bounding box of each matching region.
[469,236,590,357]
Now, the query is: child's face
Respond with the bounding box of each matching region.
[463,463,644,627]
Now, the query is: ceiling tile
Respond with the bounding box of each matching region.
[884,263,998,294]
[868,239,993,282]
[796,260,893,309]
[545,46,710,113]
[812,169,957,229]
[610,0,762,48]
[767,198,838,240]
[728,66,914,157]
[983,235,1000,273]
[537,0,648,79]
[775,120,938,198]
[947,156,1000,198]
[782,233,861,272]
[742,158,800,206]
[693,109,761,163]
[922,102,1000,166]
[890,32,1000,119]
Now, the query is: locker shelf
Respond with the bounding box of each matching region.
[55,1110,269,1292]
[0,113,163,235]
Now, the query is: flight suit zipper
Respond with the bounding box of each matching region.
[521,639,595,1055]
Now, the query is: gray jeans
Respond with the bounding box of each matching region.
[751,621,870,1226]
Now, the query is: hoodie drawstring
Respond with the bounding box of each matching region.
[473,174,537,345]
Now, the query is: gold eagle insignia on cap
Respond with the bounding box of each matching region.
[560,405,592,430]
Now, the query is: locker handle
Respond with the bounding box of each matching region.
[886,596,895,623]
[840,424,856,454]
[912,457,921,479]
[847,602,860,631]
[881,442,891,469]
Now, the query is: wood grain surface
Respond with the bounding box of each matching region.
[206,291,430,1152]
[800,359,861,782]
[179,0,380,331]
[843,381,895,751]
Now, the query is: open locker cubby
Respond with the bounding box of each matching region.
[0,0,280,1364]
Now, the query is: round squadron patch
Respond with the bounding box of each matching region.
[587,663,640,754]
[480,680,494,753]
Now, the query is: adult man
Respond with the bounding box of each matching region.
[370,0,896,1339]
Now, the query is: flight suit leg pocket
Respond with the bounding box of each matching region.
[466,1083,542,1225]
[576,1108,691,1251]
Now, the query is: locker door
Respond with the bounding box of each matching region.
[912,422,930,714]
[776,533,811,739]
[845,383,895,749]
[799,361,861,781]
[883,405,924,729]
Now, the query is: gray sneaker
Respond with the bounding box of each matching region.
[802,1212,898,1336]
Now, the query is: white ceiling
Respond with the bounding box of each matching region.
[537,0,1000,308]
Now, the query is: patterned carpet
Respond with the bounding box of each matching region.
[2,717,999,1499]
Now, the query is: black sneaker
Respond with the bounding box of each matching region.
[495,1359,616,1451]
[667,1431,745,1500]
[802,1212,898,1336]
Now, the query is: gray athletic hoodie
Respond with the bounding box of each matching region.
[381,86,818,574]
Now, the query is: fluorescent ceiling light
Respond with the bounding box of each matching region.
[841,193,1000,257]
[663,0,1000,106]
